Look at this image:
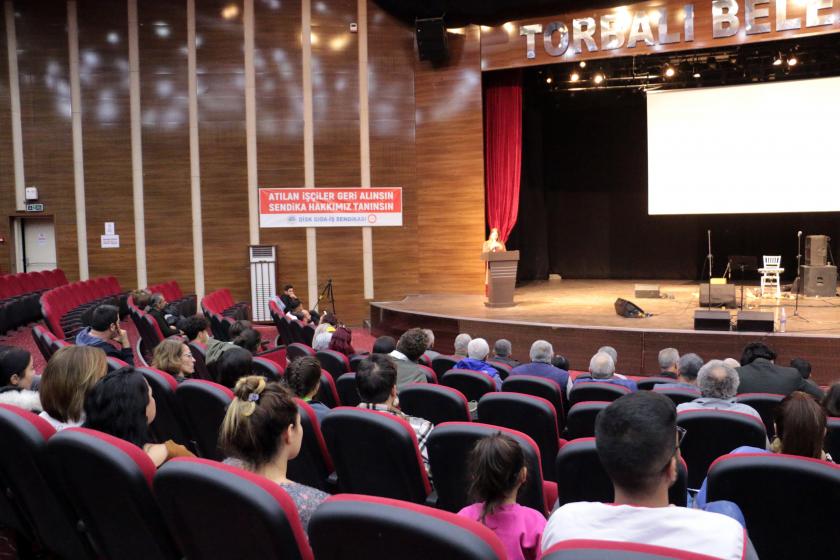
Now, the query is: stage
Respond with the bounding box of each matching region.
[370,279,840,385]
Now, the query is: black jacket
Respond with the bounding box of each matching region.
[736,358,824,399]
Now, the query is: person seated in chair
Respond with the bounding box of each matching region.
[75,304,135,365]
[389,328,429,388]
[676,360,761,420]
[543,391,757,559]
[285,356,331,424]
[568,351,637,396]
[491,339,520,368]
[422,329,440,361]
[372,335,396,355]
[145,293,182,338]
[328,326,355,357]
[737,342,823,399]
[0,346,41,412]
[658,347,680,378]
[509,340,568,389]
[455,338,503,390]
[453,333,472,360]
[823,383,840,417]
[356,354,434,477]
[151,339,196,384]
[655,353,703,392]
[790,357,821,394]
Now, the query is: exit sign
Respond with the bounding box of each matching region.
[25,203,44,212]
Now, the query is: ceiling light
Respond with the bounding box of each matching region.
[787,56,798,66]
[546,77,553,84]
[570,72,580,82]
[773,52,783,66]
[593,72,604,84]
[221,3,239,20]
[579,61,587,68]
[693,72,701,78]
[664,65,675,78]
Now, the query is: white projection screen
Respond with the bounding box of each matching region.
[647,76,840,215]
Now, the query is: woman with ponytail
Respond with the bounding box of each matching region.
[219,376,328,532]
[458,432,546,560]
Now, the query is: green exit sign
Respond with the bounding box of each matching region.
[25,203,44,212]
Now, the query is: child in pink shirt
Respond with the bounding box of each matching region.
[458,433,547,560]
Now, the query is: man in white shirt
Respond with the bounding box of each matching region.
[543,391,758,560]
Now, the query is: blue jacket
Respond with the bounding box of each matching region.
[454,358,502,390]
[510,362,569,390]
[75,327,135,366]
[572,375,637,392]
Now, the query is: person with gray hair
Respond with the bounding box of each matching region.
[568,351,638,397]
[453,333,472,359]
[677,360,762,420]
[491,339,519,368]
[510,339,568,389]
[422,329,440,361]
[654,353,704,395]
[597,345,629,379]
[454,338,502,390]
[312,331,333,352]
[658,348,680,378]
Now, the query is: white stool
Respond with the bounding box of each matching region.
[758,256,784,298]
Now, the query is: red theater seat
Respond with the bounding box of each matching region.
[335,372,360,407]
[565,401,609,439]
[176,380,234,460]
[440,369,496,401]
[287,342,316,362]
[503,374,566,422]
[399,383,471,425]
[636,376,678,390]
[316,369,341,408]
[734,393,785,437]
[654,385,702,406]
[316,349,351,381]
[287,399,335,493]
[252,356,284,381]
[568,382,632,407]
[431,355,458,378]
[139,367,191,448]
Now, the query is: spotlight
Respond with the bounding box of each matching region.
[787,56,798,66]
[570,71,580,82]
[693,71,701,78]
[773,53,783,66]
[579,61,587,68]
[664,65,675,78]
[593,72,605,84]
[546,77,553,84]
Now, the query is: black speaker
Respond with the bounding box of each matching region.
[614,298,646,318]
[693,310,731,331]
[698,283,736,308]
[804,235,829,266]
[802,265,837,297]
[416,17,448,62]
[736,311,775,332]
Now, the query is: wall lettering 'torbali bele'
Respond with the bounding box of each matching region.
[480,0,839,70]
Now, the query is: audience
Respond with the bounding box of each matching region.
[285,356,330,424]
[219,375,328,532]
[676,360,762,420]
[328,326,355,357]
[145,293,181,338]
[491,339,520,368]
[313,321,336,340]
[737,342,823,399]
[823,383,840,417]
[458,433,546,560]
[372,335,396,355]
[510,340,568,389]
[215,347,254,389]
[312,331,333,352]
[551,354,570,371]
[423,329,440,361]
[657,347,680,378]
[0,346,40,412]
[180,315,211,345]
[389,328,429,388]
[356,355,434,476]
[232,327,262,354]
[131,289,152,310]
[455,338,502,390]
[790,357,821,393]
[83,367,194,467]
[453,333,472,359]
[75,304,135,365]
[542,391,757,558]
[151,339,196,383]
[723,357,740,369]
[39,346,107,431]
[655,353,703,392]
[597,346,623,376]
[568,351,637,396]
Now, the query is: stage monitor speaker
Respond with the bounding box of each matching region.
[801,264,837,297]
[634,284,660,298]
[614,298,646,318]
[804,235,829,266]
[736,311,775,332]
[415,18,448,62]
[694,310,731,331]
[699,283,736,308]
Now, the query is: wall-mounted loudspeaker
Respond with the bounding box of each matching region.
[416,17,448,62]
[614,298,647,318]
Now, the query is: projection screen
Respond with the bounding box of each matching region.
[647,76,840,215]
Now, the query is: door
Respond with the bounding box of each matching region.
[21,218,57,272]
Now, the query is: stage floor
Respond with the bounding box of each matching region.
[378,279,840,336]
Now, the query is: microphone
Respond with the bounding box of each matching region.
[798,231,802,236]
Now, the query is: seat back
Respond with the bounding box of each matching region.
[321,407,431,503]
[399,384,471,425]
[636,376,677,390]
[139,368,190,447]
[287,400,334,492]
[309,494,506,560]
[31,324,54,361]
[288,319,306,343]
[427,422,549,514]
[565,401,610,439]
[502,375,566,424]
[544,540,722,559]
[477,392,561,481]
[431,355,458,378]
[555,438,687,507]
[316,349,351,381]
[762,255,781,269]
[655,386,702,406]
[707,452,840,560]
[486,360,511,380]
[47,428,179,560]
[188,341,212,380]
[734,393,785,437]
[826,417,840,460]
[175,380,234,460]
[316,370,341,408]
[155,458,313,560]
[440,369,496,402]
[287,342,316,362]
[0,405,95,559]
[252,356,283,381]
[677,410,767,488]
[336,372,360,407]
[569,382,631,406]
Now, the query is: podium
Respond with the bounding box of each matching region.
[482,250,519,308]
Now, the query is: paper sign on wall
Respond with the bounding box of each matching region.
[100,235,120,249]
[105,222,115,235]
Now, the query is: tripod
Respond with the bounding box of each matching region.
[318,278,337,316]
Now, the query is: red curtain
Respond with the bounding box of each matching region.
[484,70,522,243]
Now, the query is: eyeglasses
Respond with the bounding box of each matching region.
[676,425,687,449]
[181,353,194,359]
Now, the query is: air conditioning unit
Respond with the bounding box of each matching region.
[249,245,277,322]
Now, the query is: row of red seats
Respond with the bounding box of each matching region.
[0,269,68,334]
[40,276,123,338]
[201,289,250,340]
[146,280,185,303]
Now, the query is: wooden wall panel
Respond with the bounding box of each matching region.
[15,0,78,280]
[312,0,365,324]
[254,0,309,301]
[78,0,136,288]
[0,7,13,272]
[415,26,486,295]
[139,0,194,293]
[196,0,250,301]
[367,2,419,304]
